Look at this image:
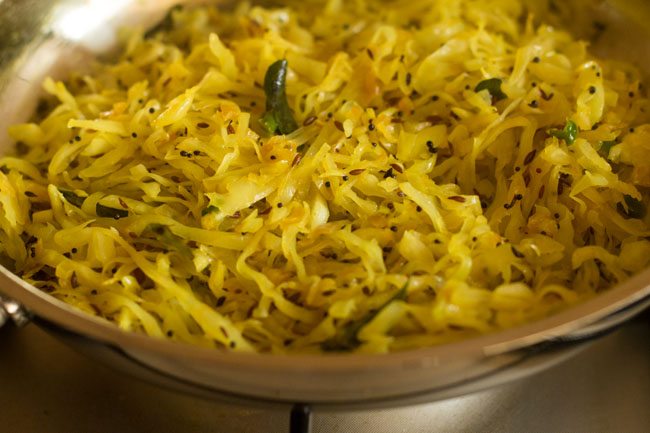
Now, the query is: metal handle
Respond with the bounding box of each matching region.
[0,296,30,328]
[290,404,312,433]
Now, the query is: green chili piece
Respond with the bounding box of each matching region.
[261,59,298,135]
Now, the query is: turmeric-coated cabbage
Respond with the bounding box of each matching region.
[2,0,649,353]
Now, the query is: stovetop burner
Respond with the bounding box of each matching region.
[0,315,648,433]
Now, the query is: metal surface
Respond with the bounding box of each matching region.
[290,405,312,433]
[0,318,648,432]
[0,296,30,328]
[0,303,7,329]
[0,0,650,406]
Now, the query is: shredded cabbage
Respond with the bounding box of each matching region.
[1,0,650,354]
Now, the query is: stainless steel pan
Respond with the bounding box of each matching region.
[1,0,649,426]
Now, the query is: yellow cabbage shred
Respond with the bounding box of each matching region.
[1,0,650,354]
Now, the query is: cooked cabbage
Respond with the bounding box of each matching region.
[1,0,649,353]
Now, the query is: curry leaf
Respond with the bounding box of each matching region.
[201,205,220,216]
[598,140,616,159]
[549,120,578,145]
[618,195,646,219]
[474,78,507,102]
[59,189,86,207]
[143,224,192,259]
[96,203,129,219]
[321,284,408,352]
